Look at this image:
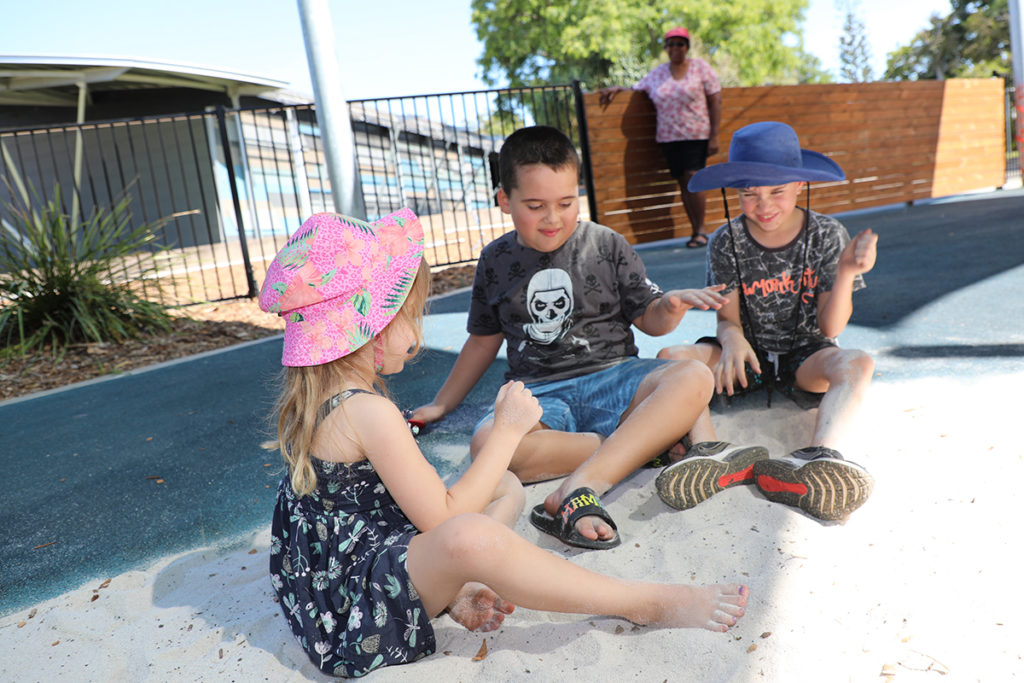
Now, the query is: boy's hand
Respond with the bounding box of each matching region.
[663,284,729,313]
[715,339,761,396]
[839,229,878,276]
[637,284,728,337]
[492,381,542,437]
[409,402,447,425]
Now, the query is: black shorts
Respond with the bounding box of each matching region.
[658,140,710,178]
[695,336,835,406]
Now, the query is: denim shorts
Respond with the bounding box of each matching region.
[476,358,671,437]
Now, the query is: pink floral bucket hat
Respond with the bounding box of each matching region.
[258,208,424,367]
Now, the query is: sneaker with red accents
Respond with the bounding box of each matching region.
[656,441,769,510]
[753,447,874,521]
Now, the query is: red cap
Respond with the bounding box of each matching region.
[664,27,690,40]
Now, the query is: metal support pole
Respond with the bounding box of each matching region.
[1010,0,1024,164]
[296,0,366,218]
[70,81,87,231]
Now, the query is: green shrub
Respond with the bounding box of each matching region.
[0,184,175,356]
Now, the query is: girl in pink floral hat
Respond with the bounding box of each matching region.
[260,210,749,677]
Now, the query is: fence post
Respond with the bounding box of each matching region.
[572,80,599,222]
[214,106,258,298]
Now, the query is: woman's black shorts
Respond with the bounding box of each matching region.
[658,139,710,178]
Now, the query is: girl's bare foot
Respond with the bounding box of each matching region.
[446,582,515,632]
[634,583,749,632]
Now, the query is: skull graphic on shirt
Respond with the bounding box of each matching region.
[523,268,573,344]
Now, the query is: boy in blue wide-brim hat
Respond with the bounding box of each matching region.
[655,121,878,522]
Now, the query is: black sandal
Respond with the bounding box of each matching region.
[686,233,709,248]
[529,487,621,550]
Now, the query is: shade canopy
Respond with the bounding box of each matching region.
[0,55,301,117]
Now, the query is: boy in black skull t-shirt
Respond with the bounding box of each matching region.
[412,126,766,550]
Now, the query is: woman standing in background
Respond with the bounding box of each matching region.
[600,26,722,248]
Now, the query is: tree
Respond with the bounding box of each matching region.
[884,0,1010,81]
[788,49,833,84]
[478,107,527,138]
[838,2,874,82]
[470,0,822,89]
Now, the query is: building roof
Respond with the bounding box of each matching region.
[0,55,309,108]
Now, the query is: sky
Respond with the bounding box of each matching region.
[0,0,953,101]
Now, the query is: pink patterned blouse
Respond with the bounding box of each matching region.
[634,59,721,143]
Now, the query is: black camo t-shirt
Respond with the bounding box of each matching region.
[467,221,662,382]
[706,210,865,352]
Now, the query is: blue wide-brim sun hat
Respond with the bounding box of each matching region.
[688,121,845,192]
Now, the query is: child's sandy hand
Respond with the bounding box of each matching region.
[409,403,446,425]
[492,381,542,436]
[714,341,761,395]
[664,284,728,312]
[839,229,878,275]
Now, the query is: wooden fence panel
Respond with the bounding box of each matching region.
[584,80,1007,244]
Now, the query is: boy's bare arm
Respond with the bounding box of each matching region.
[715,297,746,347]
[411,333,504,423]
[633,284,727,336]
[818,229,877,338]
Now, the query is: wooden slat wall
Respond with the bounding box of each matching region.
[585,79,1007,244]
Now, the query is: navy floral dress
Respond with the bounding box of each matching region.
[269,390,435,677]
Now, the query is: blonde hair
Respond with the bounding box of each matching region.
[265,259,431,497]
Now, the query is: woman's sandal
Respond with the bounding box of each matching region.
[686,233,709,248]
[529,486,621,550]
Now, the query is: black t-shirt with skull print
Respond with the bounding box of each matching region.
[467,221,662,382]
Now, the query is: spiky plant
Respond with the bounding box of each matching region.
[0,184,175,356]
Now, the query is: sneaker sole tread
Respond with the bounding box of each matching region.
[755,458,874,521]
[656,447,768,510]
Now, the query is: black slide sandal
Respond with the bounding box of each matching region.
[529,487,621,550]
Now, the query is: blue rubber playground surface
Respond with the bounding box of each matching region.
[2,186,1022,618]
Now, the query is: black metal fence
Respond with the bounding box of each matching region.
[0,108,283,306]
[1,82,1017,308]
[348,83,592,269]
[0,84,587,306]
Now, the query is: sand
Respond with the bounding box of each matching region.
[2,367,1020,682]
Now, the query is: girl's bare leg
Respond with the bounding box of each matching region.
[409,513,748,633]
[444,472,522,631]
